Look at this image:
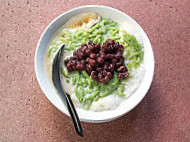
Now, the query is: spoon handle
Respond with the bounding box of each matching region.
[57,84,83,136]
[54,76,84,137]
[65,93,84,136]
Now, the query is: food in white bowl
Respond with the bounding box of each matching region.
[46,12,145,112]
[35,5,154,122]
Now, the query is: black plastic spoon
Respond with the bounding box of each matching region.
[52,44,83,137]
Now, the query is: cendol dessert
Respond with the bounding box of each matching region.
[45,13,145,111]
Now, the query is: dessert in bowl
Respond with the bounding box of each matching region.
[35,5,154,123]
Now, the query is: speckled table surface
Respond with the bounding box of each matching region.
[0,0,190,142]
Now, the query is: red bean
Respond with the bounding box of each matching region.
[99,75,110,83]
[66,63,73,72]
[117,65,129,80]
[115,42,120,49]
[98,72,103,80]
[88,59,96,66]
[99,51,106,59]
[107,72,112,78]
[76,64,85,70]
[106,54,115,59]
[116,61,123,67]
[117,65,128,73]
[107,39,115,45]
[80,60,86,65]
[70,56,76,60]
[109,63,115,72]
[103,62,109,70]
[91,71,98,81]
[117,73,123,80]
[95,43,101,49]
[119,45,124,52]
[71,60,77,65]
[104,76,110,82]
[97,57,104,64]
[81,43,87,48]
[64,59,69,65]
[86,58,90,62]
[78,51,84,59]
[73,50,77,56]
[115,52,122,59]
[103,70,108,76]
[86,64,93,73]
[97,67,103,72]
[88,41,93,45]
[88,44,96,51]
[89,53,96,59]
[85,48,90,55]
[118,72,129,80]
[120,57,125,63]
[117,66,123,72]
[111,59,117,63]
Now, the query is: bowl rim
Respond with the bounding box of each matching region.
[35,5,155,123]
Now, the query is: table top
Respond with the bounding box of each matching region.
[0,0,190,141]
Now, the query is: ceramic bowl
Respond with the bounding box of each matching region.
[35,5,154,123]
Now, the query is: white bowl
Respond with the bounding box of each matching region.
[35,5,154,123]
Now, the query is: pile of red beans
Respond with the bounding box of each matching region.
[64,39,129,83]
